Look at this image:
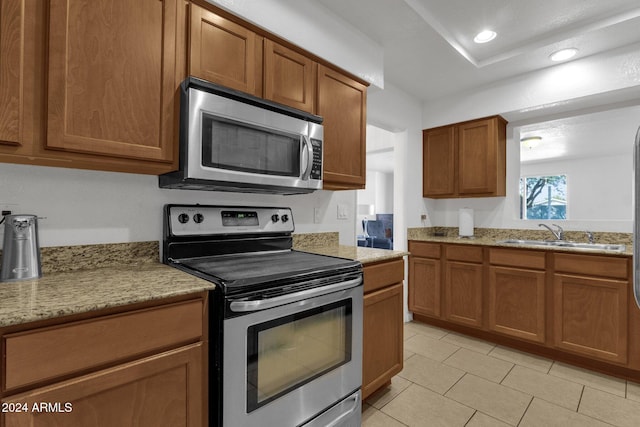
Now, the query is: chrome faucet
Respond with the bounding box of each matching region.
[539,223,564,240]
[585,231,595,244]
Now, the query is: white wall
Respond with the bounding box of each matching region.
[0,163,357,248]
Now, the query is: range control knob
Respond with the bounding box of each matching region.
[281,214,289,223]
[193,213,204,224]
[178,213,189,224]
[271,214,280,223]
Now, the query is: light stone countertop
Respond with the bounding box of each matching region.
[0,241,215,328]
[0,263,214,328]
[407,227,632,256]
[298,244,408,264]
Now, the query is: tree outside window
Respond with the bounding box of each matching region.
[520,175,567,220]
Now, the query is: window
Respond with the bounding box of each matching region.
[520,175,567,220]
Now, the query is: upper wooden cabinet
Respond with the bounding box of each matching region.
[46,0,179,164]
[0,0,41,152]
[189,3,262,97]
[0,0,23,146]
[317,64,367,190]
[264,39,316,113]
[423,115,507,198]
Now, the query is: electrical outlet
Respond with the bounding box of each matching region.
[420,214,427,221]
[314,207,321,224]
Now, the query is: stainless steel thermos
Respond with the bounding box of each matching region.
[1,214,42,282]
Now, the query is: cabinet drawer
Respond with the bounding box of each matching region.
[364,259,404,293]
[554,253,629,279]
[445,244,483,263]
[490,248,545,270]
[4,300,203,391]
[409,241,441,259]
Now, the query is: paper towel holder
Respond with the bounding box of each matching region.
[458,207,475,239]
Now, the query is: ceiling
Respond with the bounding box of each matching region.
[316,0,640,102]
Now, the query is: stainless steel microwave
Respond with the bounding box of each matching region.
[159,78,323,194]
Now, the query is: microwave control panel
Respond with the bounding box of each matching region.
[311,139,322,180]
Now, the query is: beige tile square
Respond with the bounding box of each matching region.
[628,380,640,402]
[443,348,513,383]
[399,353,465,394]
[580,386,640,427]
[445,374,532,425]
[404,333,460,362]
[520,398,610,427]
[441,332,496,355]
[382,383,475,427]
[466,411,512,427]
[502,365,583,411]
[362,404,405,427]
[405,321,449,340]
[549,362,626,397]
[488,345,553,373]
[365,375,412,409]
[404,348,416,361]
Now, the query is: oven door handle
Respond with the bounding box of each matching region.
[229,277,362,312]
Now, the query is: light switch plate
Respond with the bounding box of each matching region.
[337,204,348,220]
[314,207,321,223]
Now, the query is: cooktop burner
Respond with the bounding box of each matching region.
[176,250,360,292]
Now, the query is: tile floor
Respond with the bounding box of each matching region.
[362,321,640,427]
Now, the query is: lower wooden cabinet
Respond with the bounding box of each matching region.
[488,266,546,343]
[2,343,203,427]
[443,245,483,327]
[362,259,404,400]
[553,274,628,364]
[0,294,207,427]
[408,241,441,318]
[487,248,546,344]
[409,240,638,377]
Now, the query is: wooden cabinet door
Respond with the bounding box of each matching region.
[264,39,315,113]
[489,266,545,343]
[444,261,483,327]
[422,126,455,197]
[409,256,441,318]
[189,3,262,96]
[46,0,178,163]
[363,283,403,400]
[553,274,628,364]
[317,64,367,190]
[0,0,41,151]
[457,116,506,196]
[2,343,204,427]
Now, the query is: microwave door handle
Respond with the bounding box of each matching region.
[301,134,314,180]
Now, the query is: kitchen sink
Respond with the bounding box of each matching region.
[497,239,626,253]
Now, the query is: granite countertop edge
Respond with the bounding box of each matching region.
[0,263,215,328]
[299,245,409,264]
[407,234,632,256]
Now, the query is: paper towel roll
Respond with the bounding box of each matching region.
[458,208,474,237]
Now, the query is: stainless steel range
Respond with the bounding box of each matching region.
[163,205,363,427]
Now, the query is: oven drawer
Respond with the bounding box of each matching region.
[4,300,203,391]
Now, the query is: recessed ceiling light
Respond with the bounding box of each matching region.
[550,48,578,62]
[474,30,497,44]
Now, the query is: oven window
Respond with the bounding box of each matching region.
[246,300,352,412]
[202,114,301,177]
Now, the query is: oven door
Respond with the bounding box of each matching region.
[222,279,362,427]
[186,87,322,191]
